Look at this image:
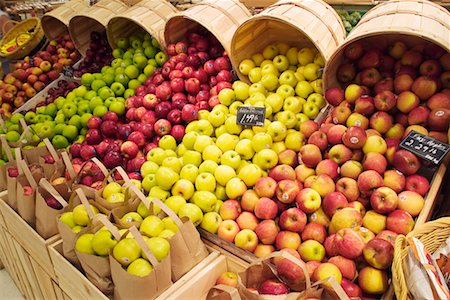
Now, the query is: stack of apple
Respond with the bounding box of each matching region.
[73,31,114,78]
[325,40,450,141]
[60,203,100,233]
[235,43,327,122]
[0,34,80,116]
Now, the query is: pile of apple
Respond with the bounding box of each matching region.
[73,31,114,78]
[0,34,80,116]
[325,40,450,141]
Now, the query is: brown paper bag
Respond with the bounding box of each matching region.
[6,148,23,211]
[35,178,70,239]
[110,226,172,300]
[130,185,209,281]
[111,199,142,229]
[94,167,133,212]
[72,157,110,192]
[207,284,242,300]
[48,151,75,195]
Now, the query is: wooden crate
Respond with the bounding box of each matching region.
[0,198,60,280]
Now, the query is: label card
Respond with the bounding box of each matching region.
[400,130,450,165]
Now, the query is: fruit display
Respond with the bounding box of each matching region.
[336,10,364,34]
[0,33,31,54]
[0,34,80,116]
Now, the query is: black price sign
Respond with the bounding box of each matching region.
[236,106,265,127]
[400,130,450,165]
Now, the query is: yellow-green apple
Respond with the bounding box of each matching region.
[140,215,164,237]
[392,149,420,175]
[269,164,296,182]
[216,271,238,287]
[275,231,301,250]
[191,191,218,213]
[253,149,278,170]
[328,255,357,280]
[397,190,424,217]
[241,190,260,212]
[284,131,304,151]
[385,123,405,139]
[195,172,216,192]
[164,196,186,215]
[278,149,298,167]
[236,211,259,231]
[407,106,431,126]
[362,210,386,235]
[357,170,384,197]
[355,95,375,116]
[428,108,450,131]
[221,150,241,170]
[411,76,438,100]
[199,160,219,175]
[405,174,429,196]
[301,222,327,243]
[279,207,307,232]
[254,176,277,198]
[322,192,348,217]
[182,150,203,167]
[325,87,345,106]
[254,197,278,220]
[234,229,258,252]
[383,170,406,193]
[340,160,363,179]
[275,179,300,204]
[362,152,387,175]
[363,238,394,270]
[258,279,289,295]
[216,133,237,152]
[203,145,223,163]
[369,111,393,134]
[180,164,199,183]
[326,124,347,145]
[217,220,240,242]
[330,106,351,125]
[214,165,236,187]
[239,59,255,75]
[272,140,288,155]
[335,228,365,259]
[255,220,279,245]
[328,144,353,165]
[265,93,284,113]
[329,207,363,234]
[358,266,388,294]
[427,92,450,110]
[335,177,360,202]
[342,126,367,149]
[362,135,387,154]
[225,177,247,199]
[235,139,254,161]
[200,212,222,234]
[219,199,242,220]
[345,84,365,104]
[386,209,414,235]
[376,230,398,247]
[298,239,325,262]
[370,187,398,214]
[103,182,122,198]
[121,212,144,226]
[315,159,339,180]
[254,244,275,257]
[304,174,335,198]
[295,164,315,183]
[312,263,342,288]
[295,188,321,213]
[346,112,369,129]
[299,120,319,138]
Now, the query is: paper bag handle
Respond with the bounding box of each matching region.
[39,178,68,208]
[96,214,122,241]
[311,277,350,300]
[75,188,96,220]
[18,160,37,188]
[0,135,13,162]
[91,158,111,182]
[61,151,76,179]
[43,138,60,162]
[15,148,23,175]
[129,226,159,267]
[0,117,6,132]
[19,118,33,141]
[102,166,131,187]
[130,185,183,228]
[211,284,241,300]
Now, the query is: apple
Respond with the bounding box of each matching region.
[325,87,345,106]
[275,179,300,204]
[254,197,278,220]
[234,229,258,252]
[358,266,388,295]
[236,212,259,231]
[326,124,347,145]
[254,177,277,198]
[427,92,450,110]
[342,126,367,149]
[216,271,238,287]
[322,192,348,217]
[329,207,362,234]
[383,169,406,193]
[258,279,289,295]
[219,199,242,221]
[315,159,339,180]
[335,228,365,259]
[241,190,260,212]
[355,95,375,116]
[298,239,325,262]
[328,144,353,165]
[278,207,307,232]
[295,188,321,213]
[411,76,437,100]
[312,263,342,287]
[275,231,301,250]
[428,108,450,131]
[345,84,365,104]
[340,160,363,179]
[255,220,279,245]
[370,187,398,214]
[376,230,398,247]
[397,190,424,217]
[369,111,394,134]
[217,220,240,243]
[392,149,420,175]
[362,135,387,154]
[362,238,394,270]
[269,164,296,182]
[335,177,360,202]
[386,209,415,235]
[328,255,356,280]
[298,144,322,168]
[341,278,362,298]
[301,222,327,244]
[405,174,429,196]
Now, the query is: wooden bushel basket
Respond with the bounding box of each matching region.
[68,0,129,56]
[230,0,346,82]
[41,0,89,40]
[164,0,251,57]
[107,0,177,50]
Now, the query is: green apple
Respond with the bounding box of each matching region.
[235,139,254,160]
[137,202,150,218]
[62,102,77,118]
[195,172,216,192]
[159,135,177,151]
[103,182,122,198]
[93,105,108,117]
[162,217,179,233]
[116,37,129,50]
[98,87,115,100]
[181,131,199,150]
[141,161,159,177]
[285,131,304,151]
[248,67,262,83]
[225,177,247,199]
[127,258,153,277]
[279,70,298,87]
[276,84,295,99]
[238,164,262,187]
[178,203,203,226]
[113,238,141,266]
[214,165,236,186]
[251,132,273,152]
[191,191,217,213]
[143,237,170,262]
[303,102,319,119]
[297,47,315,66]
[146,147,167,165]
[62,124,78,141]
[155,166,179,191]
[283,96,303,113]
[251,53,264,66]
[267,121,287,142]
[306,93,326,109]
[218,88,236,107]
[201,145,221,163]
[262,44,279,60]
[248,83,266,96]
[238,59,255,76]
[91,79,107,91]
[261,63,280,78]
[200,212,222,234]
[60,212,76,228]
[140,215,164,237]
[275,110,297,129]
[229,101,244,116]
[221,150,242,170]
[75,234,95,255]
[303,63,322,81]
[159,229,175,238]
[106,192,125,204]
[224,116,243,135]
[92,230,118,256]
[286,47,298,65]
[233,81,250,101]
[198,160,218,174]
[273,55,289,71]
[215,133,237,152]
[208,109,226,127]
[121,212,143,225]
[179,164,199,183]
[165,195,187,214]
[161,156,182,174]
[155,51,168,66]
[193,135,213,152]
[52,135,69,149]
[252,149,278,170]
[72,226,83,233]
[182,150,202,167]
[295,81,314,98]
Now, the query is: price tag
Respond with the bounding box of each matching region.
[400,130,450,165]
[62,66,74,78]
[236,106,265,127]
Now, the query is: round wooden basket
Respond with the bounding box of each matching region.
[323,0,450,90]
[107,0,177,50]
[68,0,129,56]
[393,217,450,300]
[164,0,251,57]
[0,17,46,60]
[41,0,89,40]
[230,0,346,82]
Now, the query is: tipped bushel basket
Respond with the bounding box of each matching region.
[68,0,129,56]
[41,0,89,40]
[164,0,251,58]
[323,0,450,90]
[230,0,346,82]
[107,0,177,50]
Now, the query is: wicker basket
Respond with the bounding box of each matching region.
[164,0,251,57]
[68,0,129,56]
[323,0,450,90]
[0,18,45,60]
[107,0,177,50]
[393,217,450,300]
[230,0,346,82]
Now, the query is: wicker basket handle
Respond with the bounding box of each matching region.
[2,20,18,35]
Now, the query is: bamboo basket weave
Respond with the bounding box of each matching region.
[323,0,450,90]
[68,0,129,56]
[230,0,346,82]
[164,0,251,57]
[107,0,177,50]
[41,0,89,40]
[393,217,450,300]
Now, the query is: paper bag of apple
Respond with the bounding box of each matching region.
[57,187,109,268]
[206,284,241,300]
[130,185,209,281]
[47,151,77,195]
[2,144,23,210]
[35,177,70,239]
[71,157,110,192]
[21,137,64,178]
[16,159,44,227]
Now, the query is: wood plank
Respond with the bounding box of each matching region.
[30,259,60,300]
[3,230,30,299]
